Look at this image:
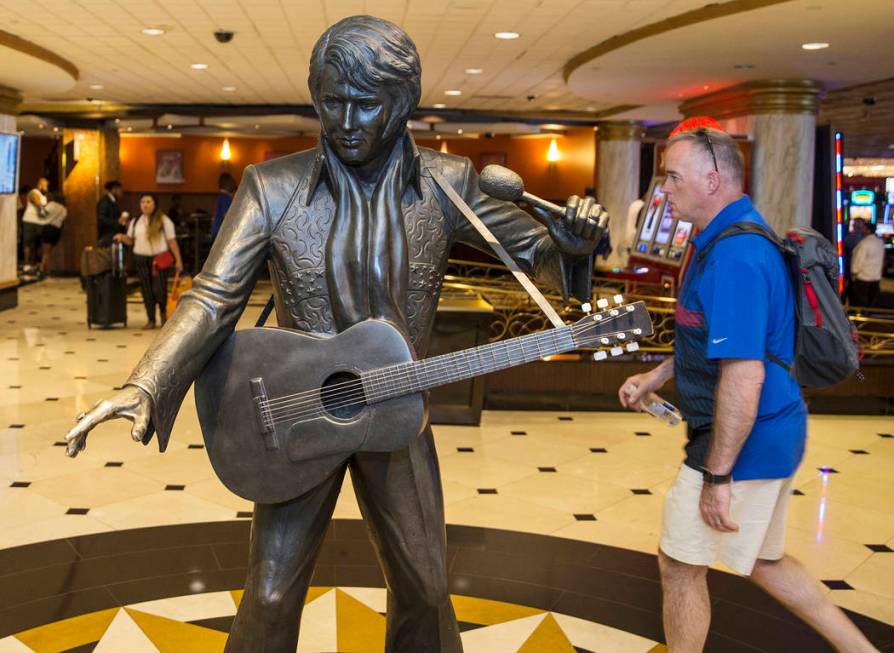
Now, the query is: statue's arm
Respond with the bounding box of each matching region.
[451,158,594,304]
[126,165,273,450]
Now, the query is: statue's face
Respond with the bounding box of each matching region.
[317,64,398,167]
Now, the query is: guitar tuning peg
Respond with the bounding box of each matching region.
[616,333,626,340]
[593,351,608,361]
[625,305,635,313]
[610,346,624,357]
[609,309,619,317]
[626,342,640,352]
[581,302,592,315]
[633,328,642,335]
[593,313,603,321]
[613,294,624,305]
[596,298,609,309]
[600,337,610,345]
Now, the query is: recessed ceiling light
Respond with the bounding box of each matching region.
[191,63,208,70]
[222,85,236,92]
[37,123,44,129]
[254,124,260,129]
[457,129,464,135]
[52,127,58,132]
[889,144,894,149]
[89,84,104,90]
[433,103,447,109]
[444,90,462,96]
[142,27,165,36]
[114,118,120,124]
[167,124,173,129]
[127,127,133,132]
[465,68,483,75]
[802,42,830,50]
[495,32,519,40]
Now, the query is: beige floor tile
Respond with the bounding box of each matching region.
[123,447,217,485]
[551,612,659,653]
[445,493,575,534]
[29,467,163,508]
[797,474,894,512]
[550,520,661,556]
[0,512,114,549]
[129,590,238,621]
[786,494,894,546]
[88,491,235,529]
[0,486,69,529]
[783,526,874,580]
[184,477,253,513]
[831,589,894,627]
[437,456,540,490]
[499,472,631,514]
[0,635,36,652]
[846,554,894,599]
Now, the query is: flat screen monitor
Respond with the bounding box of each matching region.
[849,205,875,222]
[0,132,20,195]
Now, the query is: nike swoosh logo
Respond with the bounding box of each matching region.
[712,337,728,344]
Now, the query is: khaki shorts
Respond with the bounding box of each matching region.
[659,464,793,575]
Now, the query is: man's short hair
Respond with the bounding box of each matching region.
[668,128,745,185]
[104,180,122,191]
[865,221,877,235]
[308,15,422,124]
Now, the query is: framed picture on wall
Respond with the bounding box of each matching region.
[156,150,185,184]
[478,152,506,170]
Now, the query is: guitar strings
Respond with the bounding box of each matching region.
[262,318,634,423]
[265,324,634,427]
[259,309,633,411]
[264,323,638,426]
[258,311,631,415]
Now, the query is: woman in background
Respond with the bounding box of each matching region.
[115,193,183,329]
[39,191,68,277]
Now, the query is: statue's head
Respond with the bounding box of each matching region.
[309,16,421,167]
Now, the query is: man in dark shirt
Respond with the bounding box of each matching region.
[96,180,128,246]
[620,129,876,653]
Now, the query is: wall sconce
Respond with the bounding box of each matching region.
[220,137,232,164]
[440,140,448,154]
[547,137,560,163]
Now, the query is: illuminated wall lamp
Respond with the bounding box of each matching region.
[220,137,232,166]
[547,137,560,163]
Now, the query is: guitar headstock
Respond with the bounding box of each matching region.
[571,296,654,359]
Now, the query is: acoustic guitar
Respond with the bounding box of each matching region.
[195,298,653,503]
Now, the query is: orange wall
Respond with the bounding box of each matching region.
[417,128,597,201]
[119,134,318,192]
[118,129,597,200]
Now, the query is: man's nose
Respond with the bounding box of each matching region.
[341,103,356,131]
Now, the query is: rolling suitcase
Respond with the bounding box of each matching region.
[86,272,128,328]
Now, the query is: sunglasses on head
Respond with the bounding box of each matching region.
[696,129,719,173]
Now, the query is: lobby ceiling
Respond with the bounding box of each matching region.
[2,0,893,155]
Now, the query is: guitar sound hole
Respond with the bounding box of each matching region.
[320,371,366,419]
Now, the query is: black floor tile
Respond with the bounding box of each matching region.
[822,579,854,590]
[792,489,805,496]
[45,397,59,401]
[511,430,526,435]
[60,643,97,653]
[866,544,894,553]
[104,462,123,467]
[634,431,651,436]
[476,488,497,494]
[96,359,108,363]
[574,513,596,521]
[589,447,608,453]
[538,467,557,472]
[53,441,67,446]
[74,376,87,380]
[879,433,893,439]
[188,443,205,449]
[8,424,24,428]
[10,482,30,488]
[457,447,474,452]
[0,587,118,639]
[8,386,21,389]
[817,467,839,473]
[190,615,234,633]
[558,416,573,421]
[164,484,185,491]
[66,508,90,515]
[631,489,652,495]
[850,449,869,455]
[236,511,253,519]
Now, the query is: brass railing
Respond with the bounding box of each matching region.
[442,259,894,357]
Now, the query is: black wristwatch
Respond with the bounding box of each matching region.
[701,467,732,485]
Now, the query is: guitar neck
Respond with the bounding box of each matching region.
[362,325,577,404]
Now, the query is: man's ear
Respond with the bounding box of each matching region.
[705,170,722,195]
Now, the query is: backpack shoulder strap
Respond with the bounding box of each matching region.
[696,220,784,263]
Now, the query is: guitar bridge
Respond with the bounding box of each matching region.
[250,377,278,450]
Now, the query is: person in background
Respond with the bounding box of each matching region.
[21,177,50,277]
[842,217,865,302]
[167,193,183,225]
[38,191,68,277]
[97,180,129,247]
[114,193,183,329]
[210,172,237,239]
[851,220,885,308]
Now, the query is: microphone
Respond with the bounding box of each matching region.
[479,165,565,217]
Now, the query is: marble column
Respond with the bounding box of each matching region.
[680,80,821,234]
[596,121,642,268]
[0,85,21,310]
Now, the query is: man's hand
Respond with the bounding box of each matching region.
[619,359,673,410]
[533,195,608,257]
[64,386,151,457]
[699,482,739,533]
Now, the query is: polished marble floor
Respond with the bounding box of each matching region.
[1,278,893,651]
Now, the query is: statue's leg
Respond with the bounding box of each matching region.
[351,426,462,653]
[225,463,347,653]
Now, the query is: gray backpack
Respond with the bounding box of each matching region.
[699,223,860,388]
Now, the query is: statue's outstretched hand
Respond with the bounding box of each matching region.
[64,385,151,457]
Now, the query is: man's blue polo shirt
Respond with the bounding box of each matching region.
[674,196,807,481]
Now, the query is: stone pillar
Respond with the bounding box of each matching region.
[61,129,101,273]
[596,121,642,268]
[0,85,21,310]
[680,80,821,234]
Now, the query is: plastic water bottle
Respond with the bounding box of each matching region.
[639,392,682,426]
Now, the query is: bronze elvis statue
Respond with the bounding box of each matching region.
[65,15,608,652]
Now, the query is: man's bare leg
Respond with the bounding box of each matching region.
[658,550,711,652]
[750,556,878,653]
